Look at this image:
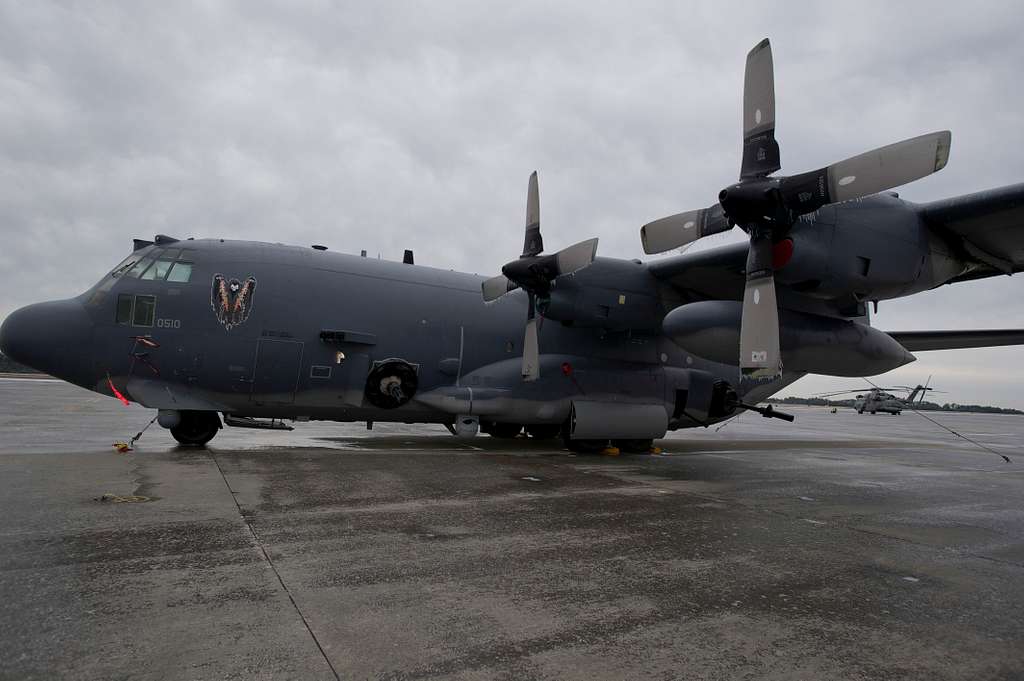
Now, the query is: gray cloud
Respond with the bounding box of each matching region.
[1,1,1022,406]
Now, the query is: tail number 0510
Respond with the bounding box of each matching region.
[156,318,181,329]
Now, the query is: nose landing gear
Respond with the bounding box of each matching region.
[169,410,222,447]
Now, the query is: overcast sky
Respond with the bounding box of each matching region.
[1,2,1022,407]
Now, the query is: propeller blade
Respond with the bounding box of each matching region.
[640,204,730,254]
[522,296,540,382]
[781,131,951,216]
[482,274,518,302]
[740,38,780,179]
[554,238,599,275]
[739,229,781,380]
[522,171,543,257]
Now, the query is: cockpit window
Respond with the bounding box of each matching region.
[126,258,154,278]
[142,260,174,280]
[110,255,139,277]
[166,262,193,283]
[110,247,194,284]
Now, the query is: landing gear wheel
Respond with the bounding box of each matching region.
[870,411,876,414]
[171,410,221,447]
[526,424,561,440]
[564,438,609,454]
[486,422,523,439]
[613,438,654,454]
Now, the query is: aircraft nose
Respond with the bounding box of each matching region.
[0,299,95,385]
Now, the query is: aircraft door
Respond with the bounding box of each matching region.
[251,338,304,404]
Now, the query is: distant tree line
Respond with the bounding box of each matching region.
[0,353,42,374]
[768,395,1023,415]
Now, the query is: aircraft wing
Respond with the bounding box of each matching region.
[886,329,1024,352]
[919,182,1024,283]
[645,240,748,300]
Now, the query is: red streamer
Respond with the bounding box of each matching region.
[107,376,131,406]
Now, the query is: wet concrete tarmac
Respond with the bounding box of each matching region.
[1,378,1023,680]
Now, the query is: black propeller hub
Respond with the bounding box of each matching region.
[501,255,558,293]
[718,179,789,227]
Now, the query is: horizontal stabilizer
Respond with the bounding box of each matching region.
[887,329,1024,352]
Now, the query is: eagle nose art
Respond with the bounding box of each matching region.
[0,300,94,385]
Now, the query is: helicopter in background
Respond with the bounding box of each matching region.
[814,377,942,415]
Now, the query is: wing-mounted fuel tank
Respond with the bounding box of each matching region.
[663,300,915,376]
[536,258,663,332]
[568,401,668,439]
[776,197,966,302]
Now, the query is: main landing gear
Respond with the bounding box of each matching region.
[169,410,222,447]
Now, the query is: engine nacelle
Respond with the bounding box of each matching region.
[539,286,662,332]
[777,197,967,302]
[663,301,915,376]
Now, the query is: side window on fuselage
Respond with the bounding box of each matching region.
[132,295,156,326]
[115,294,157,327]
[116,294,133,324]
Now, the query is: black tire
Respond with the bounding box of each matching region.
[486,422,523,439]
[171,410,221,447]
[613,438,654,454]
[564,438,608,454]
[526,424,561,440]
[870,411,876,415]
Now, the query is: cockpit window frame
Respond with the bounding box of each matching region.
[110,247,195,283]
[111,255,141,278]
[166,261,194,283]
[141,259,174,281]
[125,257,156,279]
[132,295,157,327]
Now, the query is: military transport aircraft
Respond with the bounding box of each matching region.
[1,39,1023,451]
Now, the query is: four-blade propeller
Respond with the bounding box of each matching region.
[481,171,598,381]
[640,38,951,383]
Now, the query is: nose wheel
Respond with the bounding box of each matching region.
[170,410,222,447]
